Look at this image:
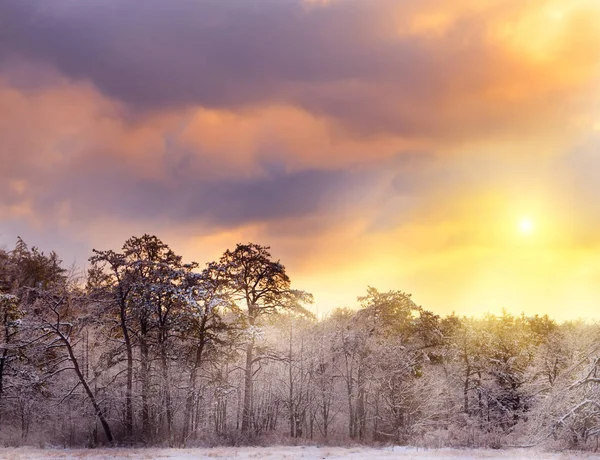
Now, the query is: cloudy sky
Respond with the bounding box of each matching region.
[1,0,600,319]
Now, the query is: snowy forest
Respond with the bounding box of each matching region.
[0,235,600,451]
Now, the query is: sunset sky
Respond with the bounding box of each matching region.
[2,0,600,320]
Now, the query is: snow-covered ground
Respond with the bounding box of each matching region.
[0,446,599,460]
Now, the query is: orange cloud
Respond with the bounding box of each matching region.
[2,0,600,321]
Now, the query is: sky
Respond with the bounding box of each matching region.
[1,0,600,320]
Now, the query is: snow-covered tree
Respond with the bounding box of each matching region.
[216,243,312,434]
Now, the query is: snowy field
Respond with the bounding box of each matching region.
[0,446,599,460]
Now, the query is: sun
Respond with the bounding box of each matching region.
[518,217,535,235]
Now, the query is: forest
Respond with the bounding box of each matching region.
[0,235,599,451]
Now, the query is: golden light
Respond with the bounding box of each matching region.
[518,217,535,235]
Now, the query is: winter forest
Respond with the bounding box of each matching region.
[1,235,600,452]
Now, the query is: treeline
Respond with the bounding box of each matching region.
[0,235,599,450]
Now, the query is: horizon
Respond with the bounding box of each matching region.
[2,0,600,320]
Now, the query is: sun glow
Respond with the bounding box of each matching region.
[518,217,535,235]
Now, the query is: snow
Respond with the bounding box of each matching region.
[1,446,599,460]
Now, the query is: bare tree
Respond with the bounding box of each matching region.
[32,286,114,443]
[87,250,135,439]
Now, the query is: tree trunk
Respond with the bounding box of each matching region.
[182,340,205,444]
[215,396,226,435]
[61,329,114,443]
[241,337,255,433]
[159,343,173,445]
[140,329,151,439]
[119,301,134,438]
[182,368,197,444]
[356,361,366,440]
[0,347,7,424]
[322,395,329,439]
[344,353,355,439]
[0,310,14,425]
[463,364,471,415]
[289,324,294,437]
[357,386,365,440]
